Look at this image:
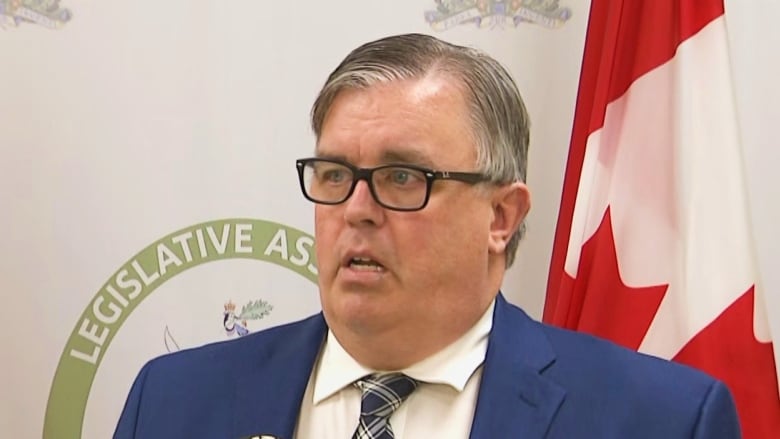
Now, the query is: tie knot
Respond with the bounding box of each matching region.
[356,373,418,419]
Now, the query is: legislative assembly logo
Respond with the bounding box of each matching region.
[425,0,571,30]
[0,0,71,29]
[43,218,318,439]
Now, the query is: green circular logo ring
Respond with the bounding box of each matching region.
[43,219,318,438]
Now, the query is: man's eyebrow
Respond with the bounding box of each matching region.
[313,149,436,167]
[380,150,435,167]
[313,151,348,161]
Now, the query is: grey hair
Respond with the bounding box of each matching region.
[311,33,530,268]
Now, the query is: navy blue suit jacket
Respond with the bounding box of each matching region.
[114,294,741,438]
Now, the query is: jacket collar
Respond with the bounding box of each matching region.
[233,314,328,439]
[469,293,565,439]
[231,293,564,439]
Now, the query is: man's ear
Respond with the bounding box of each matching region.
[488,182,531,255]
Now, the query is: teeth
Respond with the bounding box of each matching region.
[349,257,383,271]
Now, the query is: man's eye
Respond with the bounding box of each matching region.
[390,170,411,184]
[322,169,347,183]
[384,168,425,187]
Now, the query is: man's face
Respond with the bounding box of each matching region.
[314,75,503,354]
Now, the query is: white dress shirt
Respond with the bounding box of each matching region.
[294,300,495,439]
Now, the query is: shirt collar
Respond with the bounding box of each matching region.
[312,299,495,404]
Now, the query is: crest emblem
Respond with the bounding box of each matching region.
[162,299,275,353]
[223,299,274,337]
[425,0,571,30]
[0,0,71,29]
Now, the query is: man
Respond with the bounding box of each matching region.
[114,33,741,438]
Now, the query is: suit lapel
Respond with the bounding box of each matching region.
[227,296,565,438]
[469,294,565,439]
[232,314,328,439]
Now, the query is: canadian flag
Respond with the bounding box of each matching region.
[543,0,780,437]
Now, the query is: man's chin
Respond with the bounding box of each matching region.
[326,294,395,328]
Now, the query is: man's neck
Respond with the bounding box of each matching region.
[330,293,498,371]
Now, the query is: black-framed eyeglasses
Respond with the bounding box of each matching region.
[295,158,490,211]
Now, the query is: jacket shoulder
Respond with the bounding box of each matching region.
[491,297,740,437]
[114,313,326,438]
[533,320,740,437]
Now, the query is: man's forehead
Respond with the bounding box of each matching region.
[313,74,476,168]
[326,73,466,114]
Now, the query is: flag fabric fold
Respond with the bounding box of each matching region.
[544,1,780,437]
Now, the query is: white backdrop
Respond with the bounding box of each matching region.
[725,0,780,377]
[0,1,590,437]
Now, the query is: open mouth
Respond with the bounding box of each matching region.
[347,256,385,272]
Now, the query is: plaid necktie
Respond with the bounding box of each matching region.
[352,373,419,439]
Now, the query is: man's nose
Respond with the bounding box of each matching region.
[343,180,385,226]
